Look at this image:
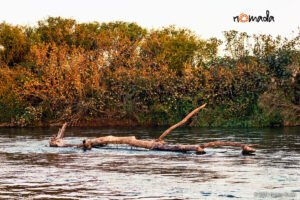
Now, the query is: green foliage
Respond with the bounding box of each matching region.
[36,17,76,45]
[140,26,218,75]
[0,23,28,65]
[0,92,25,123]
[13,106,43,127]
[195,104,283,128]
[264,49,293,79]
[0,18,299,127]
[0,66,26,122]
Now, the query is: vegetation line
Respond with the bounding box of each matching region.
[0,17,299,127]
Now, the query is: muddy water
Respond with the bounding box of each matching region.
[0,127,299,199]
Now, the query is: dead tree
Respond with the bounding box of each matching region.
[50,104,256,155]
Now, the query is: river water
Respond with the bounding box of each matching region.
[0,127,299,199]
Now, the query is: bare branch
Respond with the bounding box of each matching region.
[158,103,207,141]
[49,105,256,155]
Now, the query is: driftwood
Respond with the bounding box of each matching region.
[158,103,207,141]
[50,104,256,155]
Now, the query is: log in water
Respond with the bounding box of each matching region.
[0,127,299,199]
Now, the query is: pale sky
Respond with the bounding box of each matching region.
[0,0,299,39]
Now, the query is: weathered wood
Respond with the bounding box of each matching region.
[158,103,207,141]
[201,141,256,155]
[50,122,78,147]
[49,104,257,155]
[85,136,206,154]
[50,127,255,154]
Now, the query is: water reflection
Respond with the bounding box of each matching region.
[0,127,299,199]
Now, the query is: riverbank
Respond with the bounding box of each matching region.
[0,117,299,128]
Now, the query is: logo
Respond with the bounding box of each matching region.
[233,10,275,23]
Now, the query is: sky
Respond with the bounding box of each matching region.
[0,0,299,39]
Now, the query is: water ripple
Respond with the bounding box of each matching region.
[0,127,299,199]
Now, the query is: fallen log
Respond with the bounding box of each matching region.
[49,104,256,155]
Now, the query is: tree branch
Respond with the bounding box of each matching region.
[158,103,207,141]
[49,104,257,155]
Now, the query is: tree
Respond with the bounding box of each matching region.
[36,17,76,45]
[0,23,27,65]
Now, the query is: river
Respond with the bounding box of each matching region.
[0,127,299,199]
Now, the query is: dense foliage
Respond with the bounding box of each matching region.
[0,17,299,127]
